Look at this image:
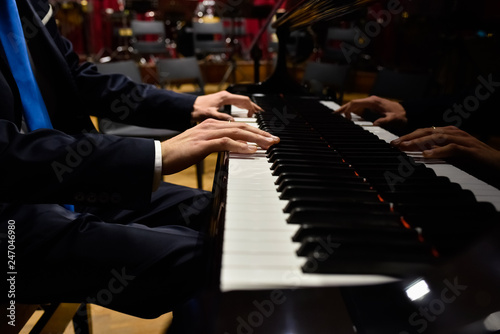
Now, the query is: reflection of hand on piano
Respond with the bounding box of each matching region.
[392,125,500,173]
[160,118,279,175]
[335,95,408,129]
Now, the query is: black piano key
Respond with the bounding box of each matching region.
[277,178,369,193]
[275,172,366,186]
[393,201,495,215]
[270,158,346,170]
[379,176,456,191]
[269,141,329,149]
[280,186,379,201]
[266,146,338,156]
[252,94,499,280]
[287,207,402,227]
[268,152,341,163]
[284,198,390,214]
[272,164,358,177]
[298,238,436,276]
[301,257,433,277]
[380,189,477,204]
[296,236,431,257]
[292,223,417,243]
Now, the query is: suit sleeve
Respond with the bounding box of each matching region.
[44,15,197,132]
[0,120,156,208]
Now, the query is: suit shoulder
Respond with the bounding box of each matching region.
[28,0,51,18]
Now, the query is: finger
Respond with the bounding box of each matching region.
[222,94,257,109]
[335,104,352,120]
[204,127,280,149]
[201,119,276,138]
[333,104,348,114]
[205,137,260,154]
[207,110,234,121]
[392,126,465,145]
[335,97,381,115]
[422,143,468,159]
[395,133,475,152]
[373,116,390,127]
[391,127,436,145]
[247,102,263,117]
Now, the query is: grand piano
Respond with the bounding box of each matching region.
[189,1,500,333]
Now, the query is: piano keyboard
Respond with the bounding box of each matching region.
[220,99,500,292]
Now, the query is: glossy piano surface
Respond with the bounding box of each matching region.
[199,97,500,334]
[191,0,500,331]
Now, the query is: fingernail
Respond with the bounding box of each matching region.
[391,139,401,145]
[423,150,433,157]
[266,137,280,143]
[247,144,258,152]
[401,141,411,146]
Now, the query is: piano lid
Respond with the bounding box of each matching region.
[273,0,377,30]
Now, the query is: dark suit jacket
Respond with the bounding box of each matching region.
[0,0,197,208]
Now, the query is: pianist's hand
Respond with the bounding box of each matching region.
[335,96,408,129]
[160,118,280,175]
[391,126,500,170]
[192,91,263,122]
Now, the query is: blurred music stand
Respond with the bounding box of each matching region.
[247,0,286,83]
[217,12,247,89]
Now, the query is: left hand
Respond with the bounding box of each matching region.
[192,91,263,122]
[391,126,500,171]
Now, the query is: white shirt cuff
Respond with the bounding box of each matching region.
[153,140,162,192]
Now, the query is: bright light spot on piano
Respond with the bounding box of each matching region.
[405,279,430,301]
[484,311,500,331]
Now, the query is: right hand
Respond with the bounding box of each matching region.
[335,95,408,129]
[161,119,280,175]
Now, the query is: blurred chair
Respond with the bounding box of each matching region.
[95,60,204,189]
[130,20,169,59]
[192,21,228,59]
[370,67,432,101]
[95,59,142,82]
[156,57,205,95]
[302,61,350,103]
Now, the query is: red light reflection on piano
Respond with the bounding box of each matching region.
[400,217,411,229]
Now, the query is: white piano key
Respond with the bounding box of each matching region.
[234,117,257,123]
[231,106,253,118]
[223,253,304,267]
[223,242,297,257]
[223,229,296,241]
[319,100,341,111]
